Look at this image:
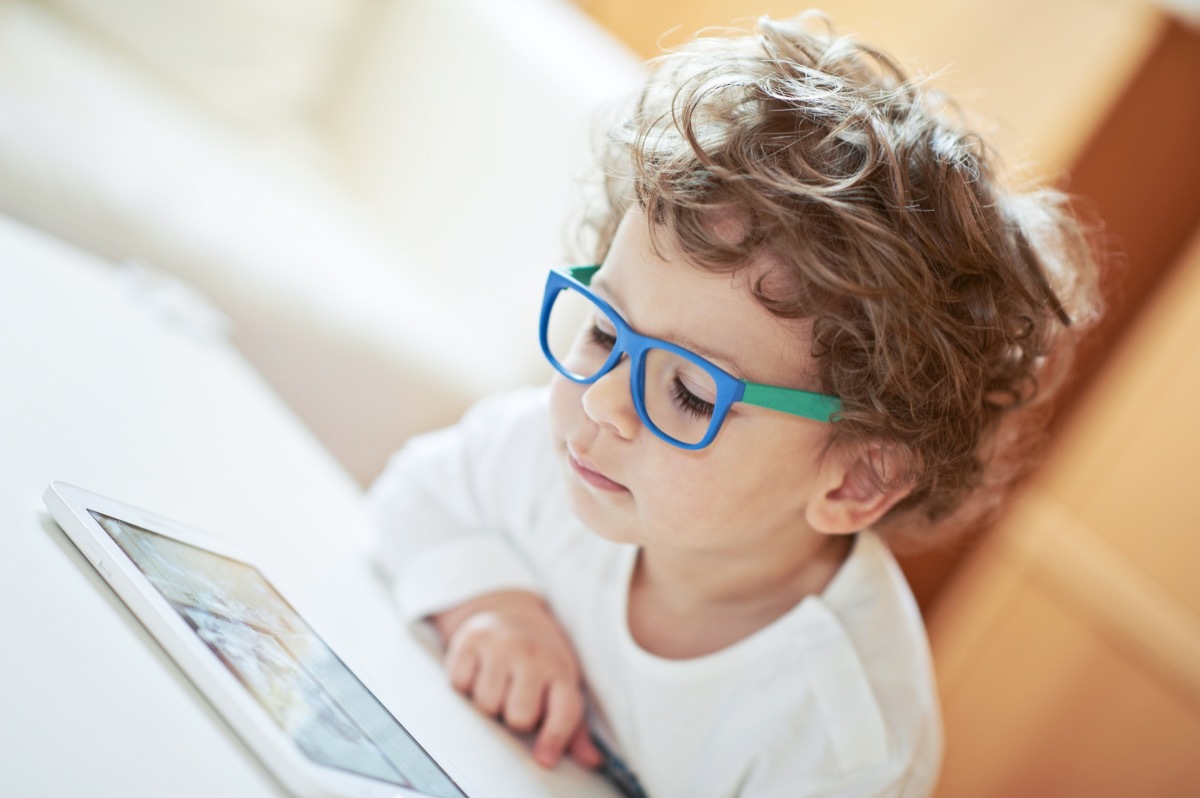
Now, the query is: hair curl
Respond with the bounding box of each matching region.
[583,13,1101,539]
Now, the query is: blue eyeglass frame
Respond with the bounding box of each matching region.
[539,265,842,450]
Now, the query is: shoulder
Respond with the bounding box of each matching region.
[439,383,552,450]
[729,533,941,796]
[393,384,553,473]
[783,531,941,796]
[369,385,559,525]
[460,385,557,487]
[821,532,937,687]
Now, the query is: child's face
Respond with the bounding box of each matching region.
[549,208,840,554]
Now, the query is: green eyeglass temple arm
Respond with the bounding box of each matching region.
[560,264,842,423]
[568,264,602,285]
[740,381,841,422]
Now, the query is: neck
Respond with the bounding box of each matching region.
[627,530,854,658]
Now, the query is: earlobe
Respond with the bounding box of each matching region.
[805,447,913,534]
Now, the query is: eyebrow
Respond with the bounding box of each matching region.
[592,274,751,377]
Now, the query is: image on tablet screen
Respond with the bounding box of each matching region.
[90,510,467,798]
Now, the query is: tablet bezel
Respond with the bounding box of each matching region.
[43,480,474,798]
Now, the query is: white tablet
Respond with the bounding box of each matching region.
[43,481,472,798]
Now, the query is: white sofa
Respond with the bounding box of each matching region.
[0,0,642,484]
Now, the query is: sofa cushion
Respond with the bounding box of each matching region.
[0,1,524,481]
[0,0,643,482]
[42,0,366,136]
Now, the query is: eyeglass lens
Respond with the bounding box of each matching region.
[544,284,720,445]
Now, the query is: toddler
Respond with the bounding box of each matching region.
[369,13,1099,797]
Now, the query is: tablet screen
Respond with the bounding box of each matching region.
[90,510,467,798]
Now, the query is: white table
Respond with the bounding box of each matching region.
[0,214,614,797]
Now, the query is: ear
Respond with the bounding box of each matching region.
[805,445,914,534]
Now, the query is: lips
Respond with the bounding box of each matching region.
[566,447,627,492]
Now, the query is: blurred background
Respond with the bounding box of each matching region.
[1,0,1197,794]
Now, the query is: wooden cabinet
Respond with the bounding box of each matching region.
[927,230,1200,796]
[573,0,1159,175]
[923,15,1200,791]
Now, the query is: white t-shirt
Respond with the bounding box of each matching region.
[368,387,942,797]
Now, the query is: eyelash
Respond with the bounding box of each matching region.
[587,324,616,349]
[672,379,714,419]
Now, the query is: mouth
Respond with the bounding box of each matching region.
[566,447,628,493]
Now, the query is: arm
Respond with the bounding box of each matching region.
[368,390,547,619]
[367,388,600,767]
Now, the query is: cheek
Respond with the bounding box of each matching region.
[548,374,583,441]
[649,432,812,524]
[638,449,733,521]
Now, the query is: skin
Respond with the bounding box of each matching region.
[432,207,910,768]
[432,591,601,769]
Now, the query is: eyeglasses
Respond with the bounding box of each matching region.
[539,265,842,450]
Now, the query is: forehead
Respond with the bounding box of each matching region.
[596,209,816,387]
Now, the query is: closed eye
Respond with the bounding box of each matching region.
[671,378,714,419]
[587,324,617,350]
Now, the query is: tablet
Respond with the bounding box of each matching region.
[43,481,472,798]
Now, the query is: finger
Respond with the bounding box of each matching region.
[444,645,479,695]
[532,681,584,768]
[470,655,509,717]
[568,726,604,769]
[503,668,547,734]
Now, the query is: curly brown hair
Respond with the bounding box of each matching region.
[583,13,1101,539]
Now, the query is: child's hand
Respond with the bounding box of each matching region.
[432,590,603,770]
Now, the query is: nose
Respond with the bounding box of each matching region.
[580,355,640,440]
